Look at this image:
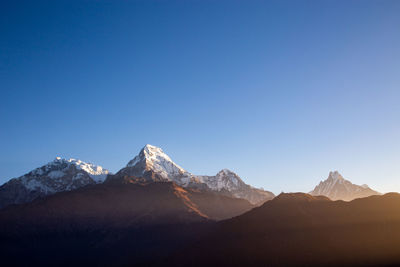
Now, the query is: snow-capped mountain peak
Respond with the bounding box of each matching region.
[217,169,237,176]
[328,171,344,181]
[214,169,244,188]
[124,144,192,184]
[310,171,379,201]
[44,157,110,183]
[195,169,245,192]
[0,157,110,209]
[107,145,275,204]
[127,144,184,171]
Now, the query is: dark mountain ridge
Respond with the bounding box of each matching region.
[3,190,400,266]
[0,179,254,266]
[0,180,254,229]
[169,192,400,266]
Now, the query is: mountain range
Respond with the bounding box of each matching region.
[0,144,274,209]
[106,144,274,204]
[0,145,382,211]
[0,144,396,266]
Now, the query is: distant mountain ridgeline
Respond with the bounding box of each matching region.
[0,144,274,209]
[2,192,400,266]
[0,145,391,266]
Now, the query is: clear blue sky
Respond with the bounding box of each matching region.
[1,0,399,194]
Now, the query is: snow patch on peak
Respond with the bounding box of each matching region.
[48,170,65,179]
[217,169,236,176]
[197,169,244,190]
[127,144,175,168]
[32,157,109,183]
[143,144,164,154]
[67,158,109,182]
[328,171,344,181]
[142,145,177,166]
[126,144,192,184]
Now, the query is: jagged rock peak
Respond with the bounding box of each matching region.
[310,171,380,201]
[217,169,237,176]
[213,169,245,187]
[327,171,344,181]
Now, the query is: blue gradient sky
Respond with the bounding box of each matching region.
[1,0,400,194]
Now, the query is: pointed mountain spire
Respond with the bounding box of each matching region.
[310,171,379,201]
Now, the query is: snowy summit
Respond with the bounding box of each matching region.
[0,157,110,208]
[108,144,275,204]
[310,171,379,201]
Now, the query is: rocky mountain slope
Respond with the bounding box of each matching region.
[107,144,274,204]
[0,157,109,209]
[310,171,380,201]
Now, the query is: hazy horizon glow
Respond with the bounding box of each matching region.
[1,0,400,195]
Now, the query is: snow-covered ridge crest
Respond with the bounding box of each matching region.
[198,169,244,190]
[24,156,110,188]
[119,144,275,204]
[0,157,111,209]
[51,157,110,182]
